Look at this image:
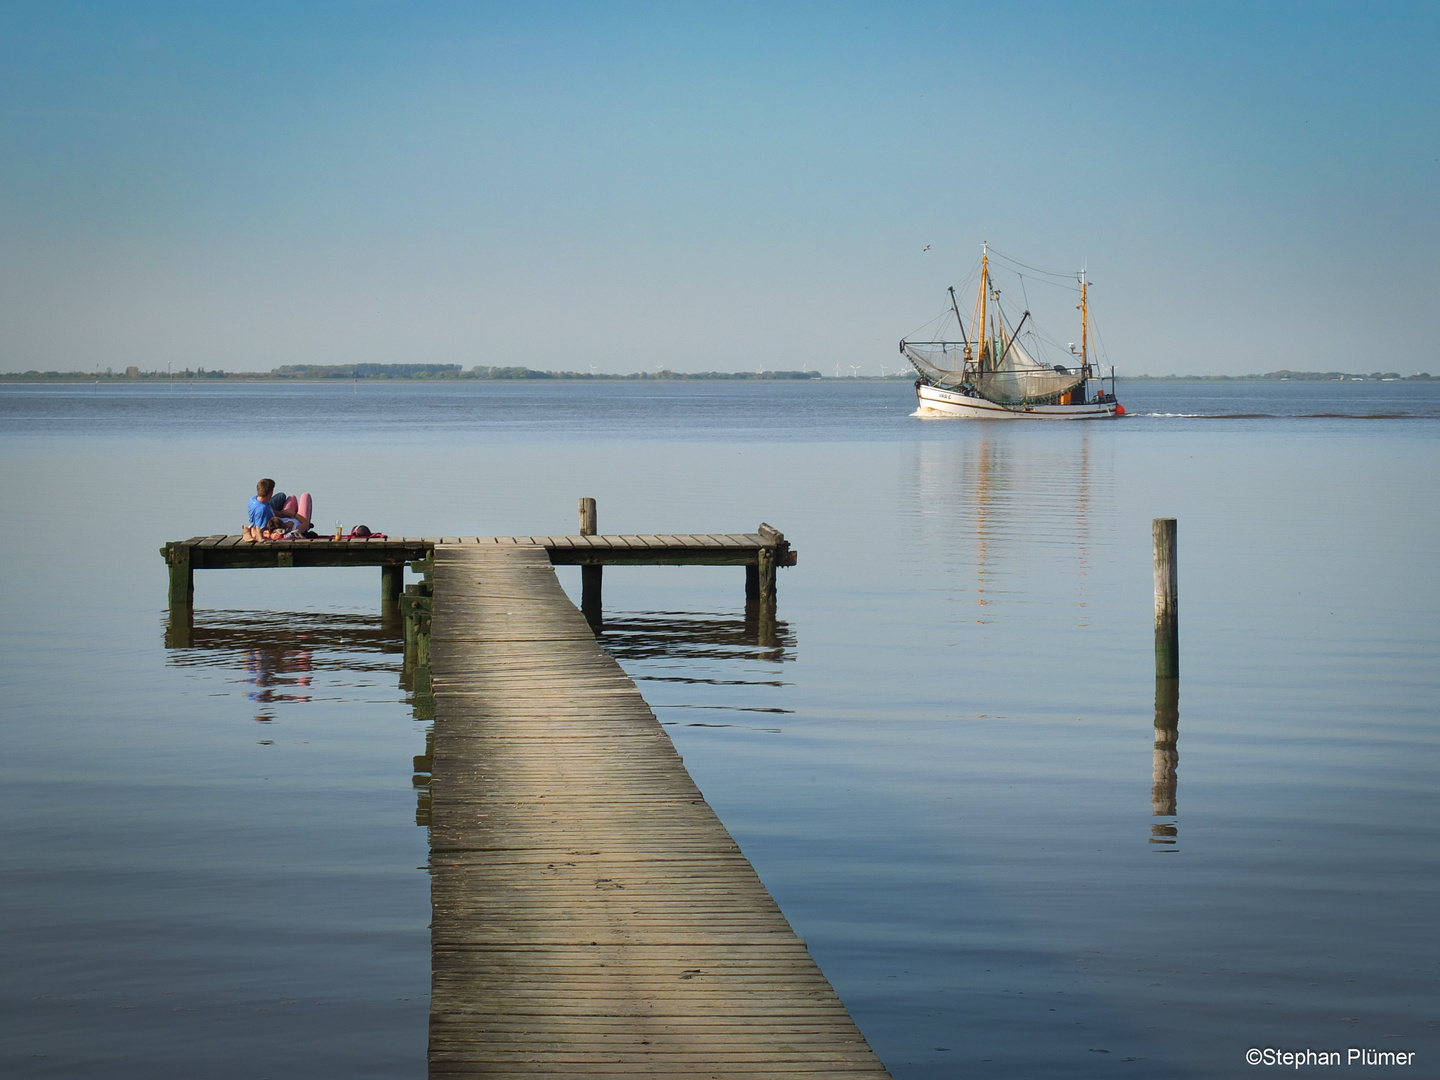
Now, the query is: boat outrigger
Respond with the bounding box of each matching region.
[902,244,1124,419]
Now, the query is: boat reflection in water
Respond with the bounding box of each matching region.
[913,431,1105,623]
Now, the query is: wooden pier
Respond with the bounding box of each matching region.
[160,514,891,1076]
[424,544,887,1077]
[160,526,796,610]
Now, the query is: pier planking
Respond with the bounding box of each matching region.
[425,544,888,1077]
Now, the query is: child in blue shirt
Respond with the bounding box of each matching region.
[244,478,278,541]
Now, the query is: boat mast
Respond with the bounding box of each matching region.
[1078,267,1090,378]
[974,242,990,372]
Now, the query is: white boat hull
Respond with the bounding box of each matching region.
[915,382,1119,420]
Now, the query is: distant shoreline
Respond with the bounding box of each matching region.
[0,365,1433,383]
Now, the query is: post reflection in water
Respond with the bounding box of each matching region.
[1151,676,1180,846]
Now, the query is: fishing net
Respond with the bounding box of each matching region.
[904,336,1082,407]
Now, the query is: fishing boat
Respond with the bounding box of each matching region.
[902,244,1124,419]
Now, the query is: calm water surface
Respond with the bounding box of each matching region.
[2,379,1437,1077]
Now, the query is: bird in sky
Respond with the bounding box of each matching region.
[923,245,931,251]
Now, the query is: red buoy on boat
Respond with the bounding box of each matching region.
[1115,404,1126,416]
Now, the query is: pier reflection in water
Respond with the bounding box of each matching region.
[164,609,405,688]
[164,601,792,822]
[166,609,406,722]
[598,602,792,664]
[595,604,795,728]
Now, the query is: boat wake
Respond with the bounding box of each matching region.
[1146,412,1423,420]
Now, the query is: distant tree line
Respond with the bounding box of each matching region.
[2,365,1431,382]
[1,364,826,381]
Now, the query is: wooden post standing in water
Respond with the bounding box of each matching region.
[1153,517,1178,678]
[381,563,404,605]
[579,497,602,627]
[166,544,194,609]
[745,563,760,600]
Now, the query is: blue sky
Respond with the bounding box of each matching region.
[1,1,1436,374]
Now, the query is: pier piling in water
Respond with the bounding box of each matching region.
[380,562,404,605]
[1153,517,1178,678]
[579,496,603,627]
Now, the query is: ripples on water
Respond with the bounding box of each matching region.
[1,379,1437,1078]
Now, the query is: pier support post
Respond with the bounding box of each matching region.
[581,566,603,629]
[401,584,432,675]
[754,522,790,602]
[381,563,404,605]
[166,543,193,609]
[1153,518,1178,678]
[757,546,776,600]
[579,497,602,629]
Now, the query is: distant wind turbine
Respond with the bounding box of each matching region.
[848,365,861,378]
